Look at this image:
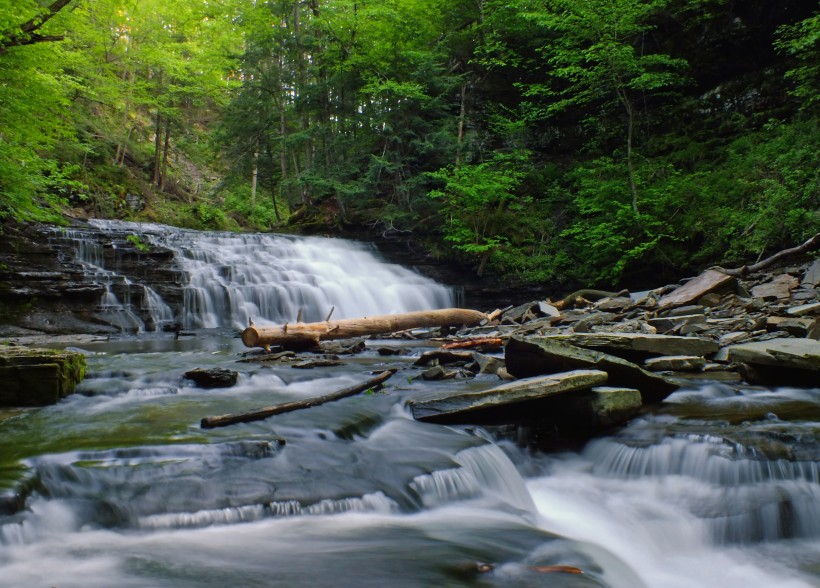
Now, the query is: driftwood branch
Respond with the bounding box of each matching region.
[552,289,628,310]
[713,233,820,277]
[201,369,397,429]
[242,308,487,351]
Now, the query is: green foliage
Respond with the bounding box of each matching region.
[429,151,529,275]
[0,0,816,290]
[126,234,150,252]
[775,11,820,112]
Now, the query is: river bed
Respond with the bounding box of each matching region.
[1,332,818,588]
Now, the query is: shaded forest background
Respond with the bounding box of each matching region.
[1,0,818,290]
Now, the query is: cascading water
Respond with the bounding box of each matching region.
[53,220,454,332]
[1,223,818,588]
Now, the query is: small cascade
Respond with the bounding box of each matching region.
[408,444,538,515]
[53,220,454,331]
[50,227,176,332]
[584,434,820,544]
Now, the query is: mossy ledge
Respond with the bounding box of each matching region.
[0,347,86,407]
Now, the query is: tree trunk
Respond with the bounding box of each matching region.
[152,112,163,187]
[159,124,171,189]
[456,81,467,166]
[250,148,259,209]
[242,308,487,351]
[201,369,397,428]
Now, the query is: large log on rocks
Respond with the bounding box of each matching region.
[505,335,680,403]
[0,347,86,406]
[241,309,487,351]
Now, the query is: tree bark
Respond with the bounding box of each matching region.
[200,369,397,428]
[242,308,487,351]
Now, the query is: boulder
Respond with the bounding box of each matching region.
[0,346,86,406]
[722,338,820,371]
[183,367,238,389]
[567,386,643,429]
[408,369,608,423]
[505,336,679,403]
[657,270,736,310]
[532,332,718,361]
[718,338,820,386]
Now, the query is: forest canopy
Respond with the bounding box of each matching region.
[0,0,818,288]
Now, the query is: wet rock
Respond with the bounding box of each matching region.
[318,338,366,355]
[0,346,86,406]
[717,338,820,386]
[719,331,752,346]
[658,269,736,310]
[415,350,474,367]
[571,312,617,333]
[183,368,238,388]
[408,369,608,423]
[376,346,411,356]
[720,338,820,371]
[593,296,634,312]
[751,274,799,301]
[766,316,816,338]
[533,332,718,361]
[536,301,560,318]
[644,355,706,372]
[801,258,820,288]
[469,353,506,376]
[568,386,643,429]
[786,302,820,317]
[420,365,460,381]
[505,336,679,403]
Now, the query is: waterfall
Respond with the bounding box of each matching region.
[53,220,454,332]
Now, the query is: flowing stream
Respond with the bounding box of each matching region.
[1,225,818,587]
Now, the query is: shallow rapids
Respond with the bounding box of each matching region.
[1,334,818,588]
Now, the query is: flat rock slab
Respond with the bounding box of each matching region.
[658,269,736,310]
[787,302,820,317]
[505,336,679,403]
[723,338,820,372]
[538,332,718,359]
[408,369,608,422]
[0,346,87,406]
[644,355,706,372]
[751,274,799,301]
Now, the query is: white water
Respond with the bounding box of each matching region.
[64,220,455,330]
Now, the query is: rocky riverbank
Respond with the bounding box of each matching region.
[221,256,819,445]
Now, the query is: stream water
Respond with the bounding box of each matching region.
[1,225,818,587]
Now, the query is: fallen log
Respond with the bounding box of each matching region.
[200,369,397,429]
[712,232,820,277]
[552,289,629,310]
[241,308,487,351]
